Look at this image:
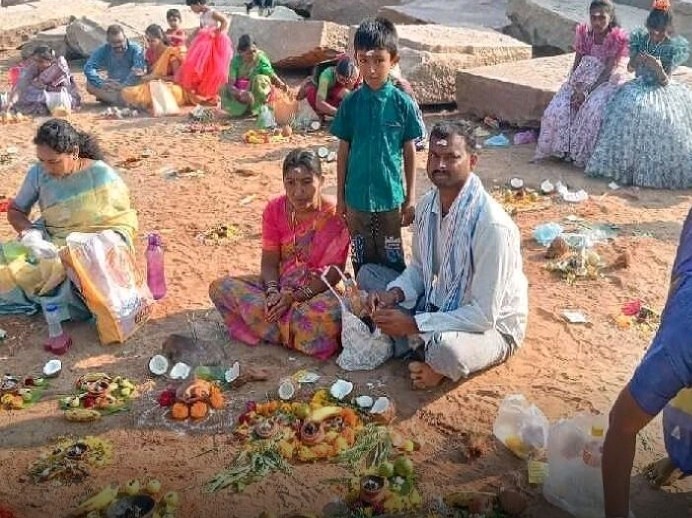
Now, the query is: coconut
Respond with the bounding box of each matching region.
[224,361,240,383]
[317,147,329,159]
[330,379,353,400]
[370,397,396,424]
[355,395,374,409]
[169,362,191,380]
[42,359,62,378]
[326,151,337,163]
[545,236,569,259]
[281,125,293,138]
[148,355,169,376]
[540,179,555,194]
[278,379,296,400]
[310,121,321,131]
[509,177,524,190]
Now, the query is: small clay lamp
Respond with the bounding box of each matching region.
[300,420,324,445]
[254,419,277,439]
[359,475,387,504]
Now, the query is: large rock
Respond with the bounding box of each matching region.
[347,24,531,105]
[0,0,108,49]
[674,1,692,65]
[20,26,70,59]
[455,53,692,126]
[276,0,312,17]
[229,13,349,68]
[311,0,403,25]
[65,3,199,58]
[506,0,647,52]
[379,0,509,31]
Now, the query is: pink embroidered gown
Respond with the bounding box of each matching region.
[209,195,350,360]
[535,24,629,166]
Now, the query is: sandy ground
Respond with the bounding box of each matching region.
[0,55,691,518]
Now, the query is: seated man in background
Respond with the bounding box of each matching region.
[358,120,528,389]
[84,24,146,106]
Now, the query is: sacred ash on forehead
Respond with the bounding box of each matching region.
[365,50,374,57]
[436,139,448,147]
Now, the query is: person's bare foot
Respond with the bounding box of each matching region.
[644,457,684,488]
[408,361,445,390]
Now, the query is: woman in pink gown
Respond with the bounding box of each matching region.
[534,0,629,167]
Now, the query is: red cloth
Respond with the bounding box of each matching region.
[166,28,187,48]
[176,28,233,98]
[304,81,348,114]
[8,66,23,87]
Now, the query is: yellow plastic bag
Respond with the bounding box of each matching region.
[150,80,180,117]
[62,230,153,344]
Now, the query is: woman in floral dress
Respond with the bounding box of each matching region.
[586,1,692,188]
[209,149,350,360]
[534,0,628,165]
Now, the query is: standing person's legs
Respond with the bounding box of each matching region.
[345,207,378,275]
[373,209,406,273]
[86,83,124,106]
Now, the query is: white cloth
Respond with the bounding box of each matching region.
[20,228,59,259]
[388,189,528,346]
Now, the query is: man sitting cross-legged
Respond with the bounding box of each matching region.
[358,120,528,389]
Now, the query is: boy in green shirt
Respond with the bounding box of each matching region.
[331,17,423,274]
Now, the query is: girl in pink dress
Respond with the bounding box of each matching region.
[177,0,232,102]
[535,0,629,166]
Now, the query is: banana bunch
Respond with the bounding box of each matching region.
[243,130,270,144]
[65,408,102,422]
[70,484,119,516]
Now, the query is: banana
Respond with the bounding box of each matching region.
[308,406,343,423]
[65,408,102,422]
[71,484,119,515]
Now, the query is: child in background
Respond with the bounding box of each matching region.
[296,56,360,121]
[331,17,423,275]
[165,9,187,48]
[177,0,232,102]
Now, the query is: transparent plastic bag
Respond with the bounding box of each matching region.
[150,80,180,117]
[44,88,72,116]
[257,104,276,130]
[543,414,609,518]
[493,394,550,459]
[321,265,393,371]
[62,230,154,344]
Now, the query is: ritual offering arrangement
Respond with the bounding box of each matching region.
[242,129,289,145]
[68,479,179,517]
[60,373,136,421]
[28,436,113,485]
[0,111,28,124]
[1,374,49,411]
[158,378,226,423]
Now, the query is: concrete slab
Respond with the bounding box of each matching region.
[456,53,692,126]
[311,0,403,26]
[229,13,349,68]
[506,0,648,52]
[379,0,509,31]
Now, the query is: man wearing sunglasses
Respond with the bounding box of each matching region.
[84,24,146,106]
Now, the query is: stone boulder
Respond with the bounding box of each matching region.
[229,13,349,68]
[379,0,509,31]
[506,0,647,52]
[311,0,403,25]
[675,1,692,65]
[0,0,108,49]
[276,0,312,17]
[20,26,70,59]
[347,24,531,105]
[456,53,692,126]
[65,3,199,57]
[456,53,573,127]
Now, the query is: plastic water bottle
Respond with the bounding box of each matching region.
[43,304,72,355]
[146,233,167,300]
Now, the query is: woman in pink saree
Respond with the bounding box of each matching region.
[209,149,350,359]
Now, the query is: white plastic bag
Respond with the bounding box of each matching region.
[493,394,550,459]
[150,80,180,117]
[543,414,609,518]
[62,230,154,344]
[44,88,72,116]
[321,265,393,371]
